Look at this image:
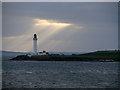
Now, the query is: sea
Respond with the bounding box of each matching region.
[2,60,119,88]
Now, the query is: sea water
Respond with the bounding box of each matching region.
[2,60,119,88]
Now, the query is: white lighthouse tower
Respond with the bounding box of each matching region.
[33,34,38,55]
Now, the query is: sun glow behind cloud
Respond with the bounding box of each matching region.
[34,18,72,27]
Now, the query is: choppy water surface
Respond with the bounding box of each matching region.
[2,61,119,88]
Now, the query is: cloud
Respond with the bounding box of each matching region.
[2,2,118,52]
[3,18,74,52]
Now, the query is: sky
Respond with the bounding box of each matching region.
[2,2,118,52]
[2,0,120,2]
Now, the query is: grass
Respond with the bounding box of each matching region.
[76,50,120,60]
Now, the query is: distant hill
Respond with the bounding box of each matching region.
[1,51,26,54]
[1,51,27,60]
[48,52,86,55]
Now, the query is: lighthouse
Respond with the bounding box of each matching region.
[33,34,38,55]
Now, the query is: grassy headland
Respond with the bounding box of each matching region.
[11,50,120,62]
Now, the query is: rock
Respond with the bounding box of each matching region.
[34,85,37,87]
